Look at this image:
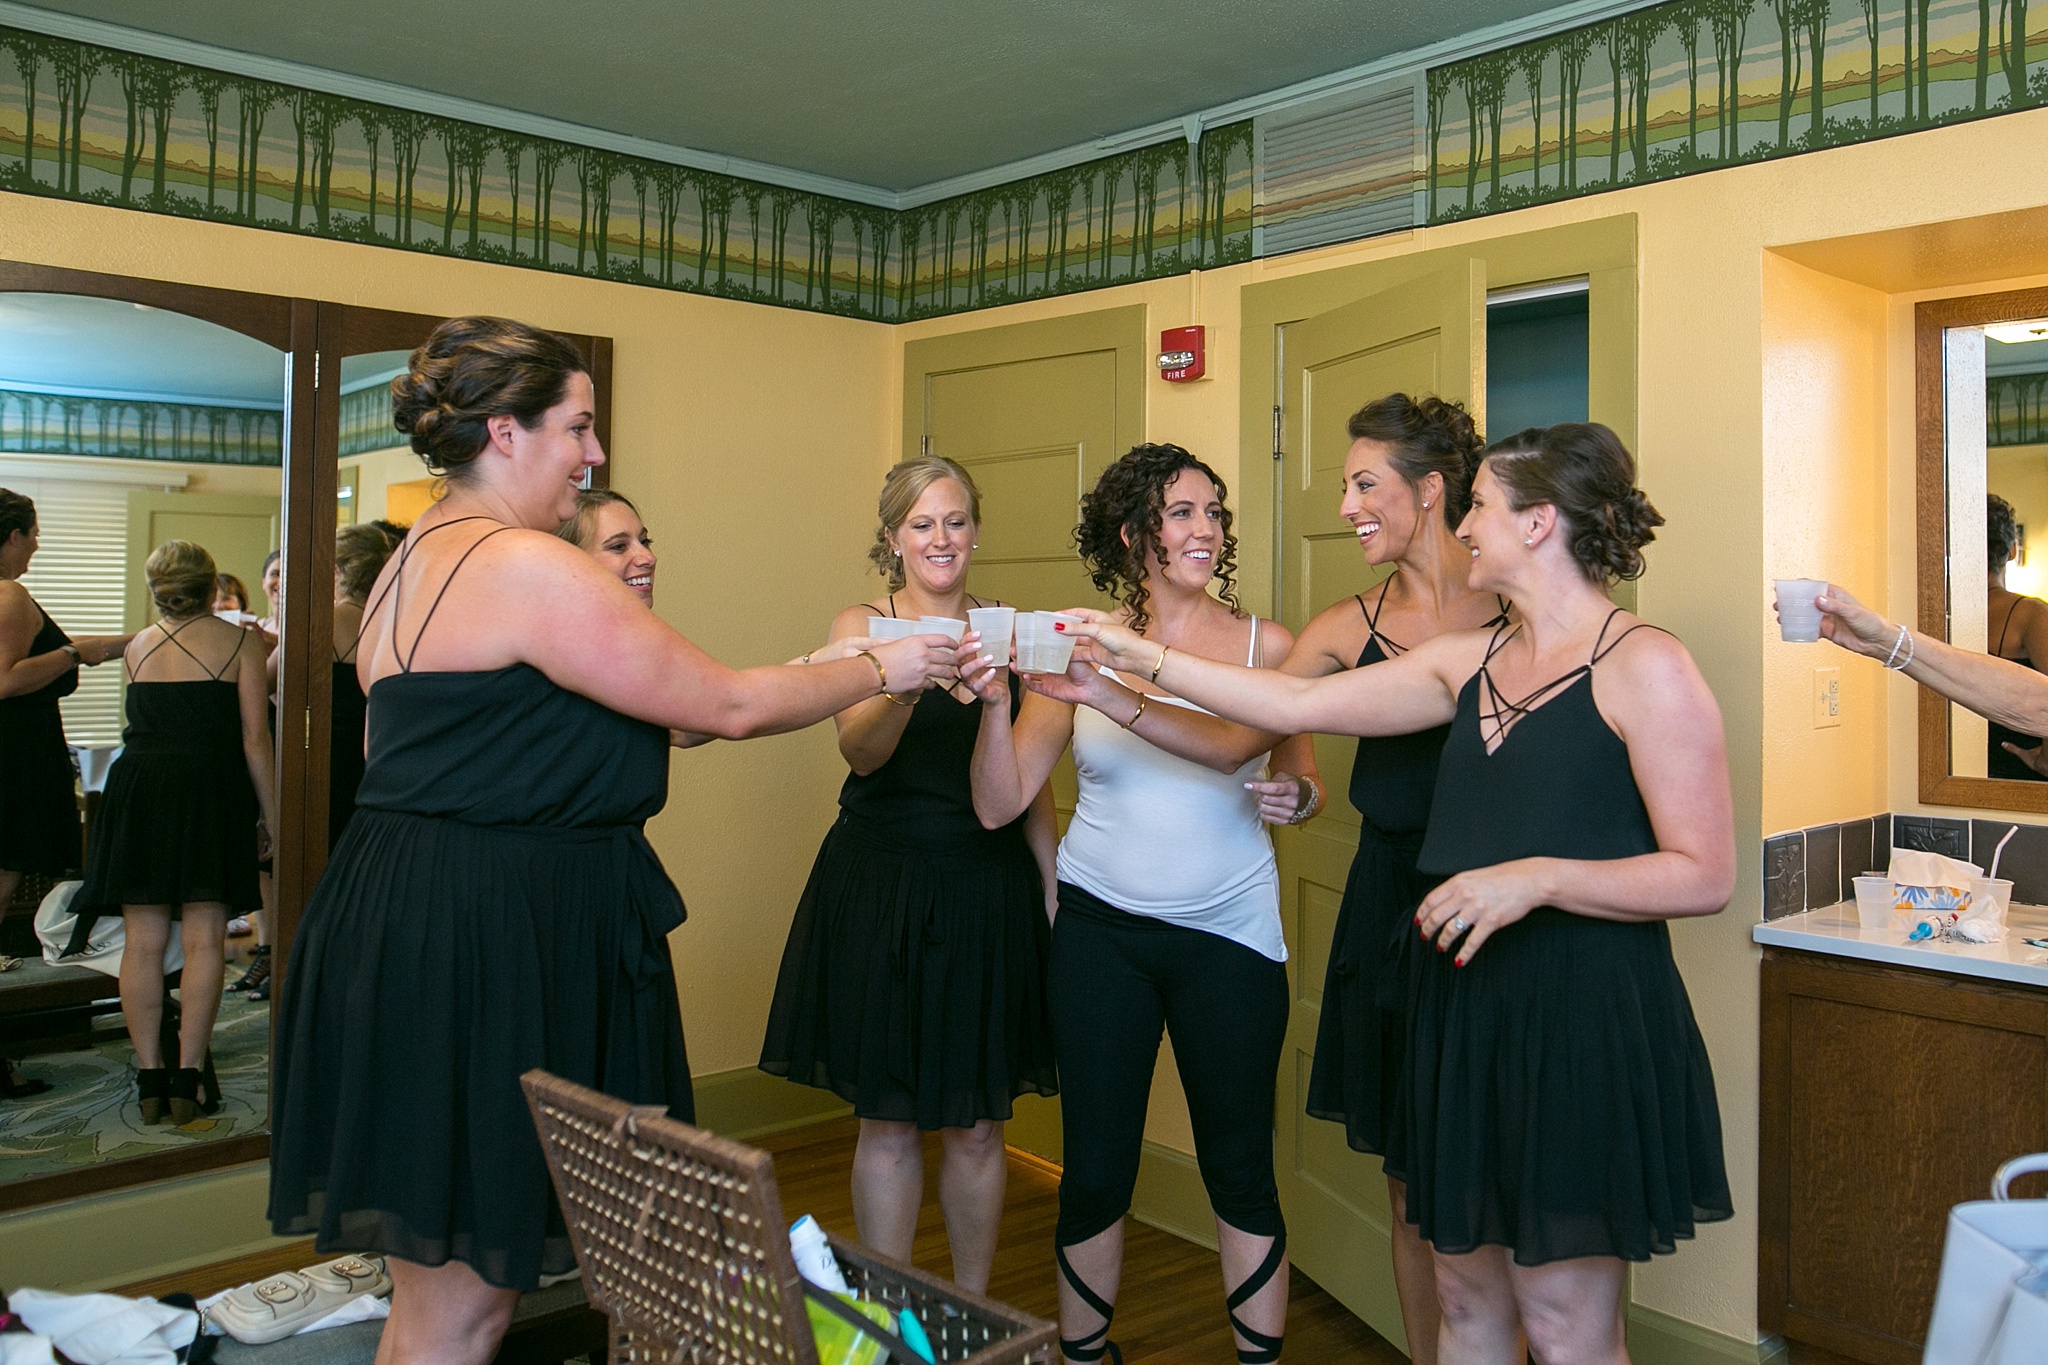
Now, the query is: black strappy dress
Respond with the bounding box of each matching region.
[1304,588,1459,1173]
[329,643,369,845]
[0,599,81,875]
[1987,599,2048,781]
[70,620,259,938]
[1405,613,1731,1265]
[268,523,693,1291]
[759,597,1056,1130]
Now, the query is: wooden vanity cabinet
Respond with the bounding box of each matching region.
[1759,948,2048,1364]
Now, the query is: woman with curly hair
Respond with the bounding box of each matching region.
[1057,424,1734,1364]
[963,443,1309,1365]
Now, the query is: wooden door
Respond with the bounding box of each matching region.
[905,309,1146,1164]
[1270,261,1485,1350]
[123,490,282,631]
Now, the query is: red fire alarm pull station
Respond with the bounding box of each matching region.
[1157,325,1205,382]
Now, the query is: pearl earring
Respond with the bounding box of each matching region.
[1524,537,1534,547]
[1422,500,1431,510]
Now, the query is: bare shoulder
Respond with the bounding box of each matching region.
[1253,614,1296,668]
[0,578,33,624]
[830,603,878,640]
[1593,619,1721,731]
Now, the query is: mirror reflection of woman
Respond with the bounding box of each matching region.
[963,444,1304,1365]
[760,457,1057,1294]
[1254,395,1502,1365]
[70,539,275,1125]
[329,522,404,843]
[267,317,955,1365]
[1985,494,2048,779]
[1057,425,1735,1364]
[0,490,130,1094]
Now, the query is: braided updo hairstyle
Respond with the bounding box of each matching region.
[1483,423,1663,584]
[389,316,588,476]
[1075,443,1240,634]
[1345,393,1486,529]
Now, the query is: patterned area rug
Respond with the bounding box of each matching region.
[0,992,269,1183]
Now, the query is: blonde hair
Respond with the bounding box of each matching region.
[868,456,981,591]
[146,540,217,619]
[554,488,640,551]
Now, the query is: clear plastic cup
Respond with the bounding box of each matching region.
[966,606,1015,661]
[1970,877,2014,925]
[1852,875,1896,930]
[865,616,920,641]
[1775,579,1827,642]
[1015,611,1080,674]
[917,615,967,642]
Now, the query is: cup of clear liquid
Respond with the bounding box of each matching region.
[1014,612,1081,674]
[1775,580,1827,642]
[917,616,967,642]
[966,606,1015,661]
[865,616,920,641]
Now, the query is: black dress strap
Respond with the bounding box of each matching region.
[357,517,511,675]
[1357,575,1406,657]
[1589,608,1664,665]
[131,616,237,681]
[397,528,515,673]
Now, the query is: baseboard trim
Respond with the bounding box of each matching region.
[1130,1139,1219,1251]
[1626,1302,1788,1365]
[693,1066,853,1140]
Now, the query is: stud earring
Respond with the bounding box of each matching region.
[1422,500,1431,510]
[1523,537,1534,547]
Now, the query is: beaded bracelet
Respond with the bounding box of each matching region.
[1883,626,1916,671]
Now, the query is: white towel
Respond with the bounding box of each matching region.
[7,1288,196,1365]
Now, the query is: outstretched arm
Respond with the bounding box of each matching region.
[1801,583,2048,735]
[965,661,1075,829]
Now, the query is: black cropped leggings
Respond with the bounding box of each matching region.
[1050,882,1290,1247]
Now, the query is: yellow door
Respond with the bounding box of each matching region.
[124,490,282,631]
[1270,262,1485,1351]
[905,307,1147,1164]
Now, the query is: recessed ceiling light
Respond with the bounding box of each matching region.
[1984,320,2048,343]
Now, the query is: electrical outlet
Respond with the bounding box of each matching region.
[1813,667,1841,729]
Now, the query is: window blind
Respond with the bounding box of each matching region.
[12,476,129,748]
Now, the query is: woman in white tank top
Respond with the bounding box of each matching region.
[963,444,1312,1365]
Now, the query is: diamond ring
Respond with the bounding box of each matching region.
[1450,915,1470,934]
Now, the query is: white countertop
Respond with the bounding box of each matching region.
[1753,903,2048,989]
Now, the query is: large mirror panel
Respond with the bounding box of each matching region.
[0,270,305,1210]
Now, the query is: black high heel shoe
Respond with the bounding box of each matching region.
[167,1066,221,1124]
[229,945,270,994]
[135,1067,169,1123]
[2,1057,52,1100]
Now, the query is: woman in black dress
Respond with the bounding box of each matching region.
[760,456,1058,1293]
[267,317,956,1365]
[1249,395,1500,1365]
[0,490,127,1093]
[73,539,274,1123]
[1061,423,1733,1363]
[328,521,402,845]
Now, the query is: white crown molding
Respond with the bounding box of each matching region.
[1,0,1664,214]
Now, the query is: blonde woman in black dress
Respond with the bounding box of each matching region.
[73,539,275,1123]
[761,457,1058,1293]
[1061,424,1733,1364]
[269,317,956,1365]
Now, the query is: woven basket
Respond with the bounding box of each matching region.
[521,1070,1056,1365]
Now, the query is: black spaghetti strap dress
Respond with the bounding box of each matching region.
[1405,614,1731,1265]
[760,609,1056,1131]
[69,621,259,943]
[329,645,369,845]
[268,524,693,1291]
[0,600,81,875]
[1987,601,2048,781]
[1303,600,1449,1174]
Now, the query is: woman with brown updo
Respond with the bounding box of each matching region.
[1058,424,1733,1363]
[71,539,275,1125]
[268,316,955,1365]
[760,456,1059,1294]
[1253,394,1501,1365]
[963,444,1308,1365]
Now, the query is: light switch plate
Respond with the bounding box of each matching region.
[1813,667,1841,729]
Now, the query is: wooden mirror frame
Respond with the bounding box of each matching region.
[0,267,614,1213]
[1916,283,2048,812]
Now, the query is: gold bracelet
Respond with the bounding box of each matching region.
[1148,643,1170,684]
[884,689,919,707]
[856,649,886,692]
[1120,692,1148,730]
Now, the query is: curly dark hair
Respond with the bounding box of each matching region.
[1990,493,2022,573]
[1075,444,1241,634]
[1484,423,1663,584]
[1346,393,1486,529]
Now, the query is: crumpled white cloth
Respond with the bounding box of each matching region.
[195,1285,390,1338]
[7,1288,196,1365]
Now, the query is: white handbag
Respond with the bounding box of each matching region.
[1924,1153,2048,1365]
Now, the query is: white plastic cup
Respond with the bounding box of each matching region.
[1014,611,1080,674]
[917,615,967,642]
[967,606,1015,661]
[865,616,920,641]
[1775,579,1827,642]
[1851,875,1896,930]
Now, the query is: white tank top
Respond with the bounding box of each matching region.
[1055,619,1285,962]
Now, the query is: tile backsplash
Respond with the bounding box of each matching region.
[1759,813,2045,920]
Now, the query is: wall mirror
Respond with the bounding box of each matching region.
[1917,285,2048,813]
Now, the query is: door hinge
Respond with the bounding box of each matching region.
[312,352,320,390]
[304,707,312,750]
[920,433,932,457]
[1271,405,1283,461]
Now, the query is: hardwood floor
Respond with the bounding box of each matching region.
[756,1117,1407,1365]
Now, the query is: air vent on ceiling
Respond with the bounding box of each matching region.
[1254,82,1421,258]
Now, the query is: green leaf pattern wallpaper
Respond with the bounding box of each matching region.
[0,385,280,465]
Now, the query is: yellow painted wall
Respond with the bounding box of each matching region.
[337,444,423,525]
[1991,443,2048,598]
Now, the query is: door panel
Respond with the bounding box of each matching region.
[916,343,1128,1166]
[124,491,281,631]
[1270,261,1485,1350]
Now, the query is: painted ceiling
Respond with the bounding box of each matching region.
[13,0,1576,192]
